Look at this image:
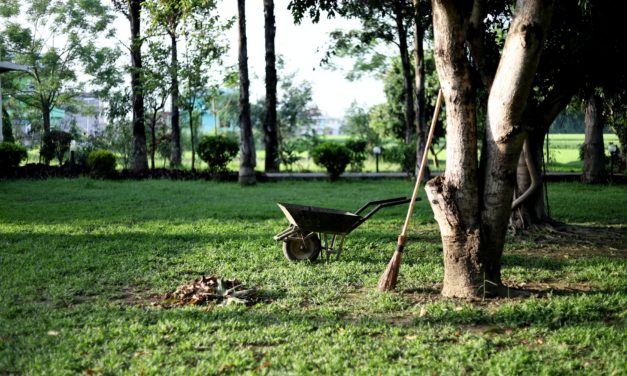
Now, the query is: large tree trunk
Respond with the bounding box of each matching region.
[412,2,429,180]
[426,0,553,298]
[426,0,481,298]
[130,0,148,172]
[394,2,415,145]
[263,0,279,172]
[170,32,182,168]
[237,0,256,185]
[582,94,606,183]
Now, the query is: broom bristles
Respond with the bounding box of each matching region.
[377,244,404,291]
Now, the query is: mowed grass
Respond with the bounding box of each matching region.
[1,179,625,374]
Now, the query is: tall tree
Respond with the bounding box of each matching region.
[143,41,170,171]
[0,0,118,136]
[113,0,149,172]
[263,0,279,172]
[237,0,256,185]
[423,0,554,298]
[145,0,189,167]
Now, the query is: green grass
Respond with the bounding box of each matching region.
[1,179,625,374]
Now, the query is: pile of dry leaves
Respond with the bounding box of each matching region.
[158,276,258,307]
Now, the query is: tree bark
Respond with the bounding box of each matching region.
[427,0,481,298]
[582,94,606,183]
[263,0,279,172]
[426,0,554,298]
[237,0,256,185]
[189,107,196,172]
[394,2,415,145]
[42,106,51,135]
[479,0,553,290]
[511,90,573,229]
[130,0,148,172]
[412,2,429,180]
[170,32,182,168]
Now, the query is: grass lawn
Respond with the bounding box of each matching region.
[1,179,625,374]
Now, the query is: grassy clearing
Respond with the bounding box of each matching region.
[0,179,625,374]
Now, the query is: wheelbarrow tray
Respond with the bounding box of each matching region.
[277,202,361,235]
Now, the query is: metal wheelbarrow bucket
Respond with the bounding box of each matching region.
[273,197,417,261]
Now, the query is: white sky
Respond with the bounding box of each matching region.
[108,1,386,118]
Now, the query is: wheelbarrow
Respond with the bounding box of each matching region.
[273,197,418,261]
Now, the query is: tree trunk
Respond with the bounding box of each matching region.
[189,108,196,172]
[237,0,256,185]
[150,113,157,171]
[426,0,481,298]
[582,94,606,183]
[412,2,429,180]
[394,2,415,145]
[263,0,279,172]
[511,90,573,229]
[42,106,51,135]
[170,32,182,168]
[130,0,148,172]
[426,0,554,298]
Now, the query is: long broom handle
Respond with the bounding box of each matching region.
[399,88,443,240]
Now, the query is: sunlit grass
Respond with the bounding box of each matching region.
[0,179,625,374]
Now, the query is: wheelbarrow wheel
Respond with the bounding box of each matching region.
[282,234,321,261]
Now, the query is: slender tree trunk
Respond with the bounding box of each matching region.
[170,32,182,168]
[511,91,573,229]
[412,1,429,180]
[130,0,148,172]
[394,2,415,145]
[150,113,157,171]
[582,94,606,183]
[42,106,51,135]
[189,107,196,171]
[263,0,279,172]
[237,0,256,185]
[426,0,553,298]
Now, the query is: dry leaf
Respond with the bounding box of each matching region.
[47,330,59,336]
[419,306,428,317]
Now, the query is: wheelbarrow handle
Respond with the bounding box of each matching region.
[351,197,420,232]
[354,197,410,215]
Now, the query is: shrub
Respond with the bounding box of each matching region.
[311,141,351,180]
[87,150,117,178]
[197,135,239,172]
[345,138,368,172]
[0,142,27,172]
[278,141,301,171]
[40,130,72,165]
[383,143,416,174]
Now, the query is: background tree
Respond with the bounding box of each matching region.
[178,2,230,172]
[0,0,117,136]
[143,41,170,170]
[263,0,279,172]
[237,0,256,185]
[112,0,149,172]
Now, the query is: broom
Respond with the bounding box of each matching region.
[377,88,443,292]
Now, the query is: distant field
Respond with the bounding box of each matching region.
[22,133,621,173]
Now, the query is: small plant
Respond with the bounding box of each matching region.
[87,149,117,178]
[197,135,239,172]
[383,143,416,174]
[278,141,301,171]
[40,130,73,165]
[0,142,27,172]
[345,138,368,172]
[311,141,351,180]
